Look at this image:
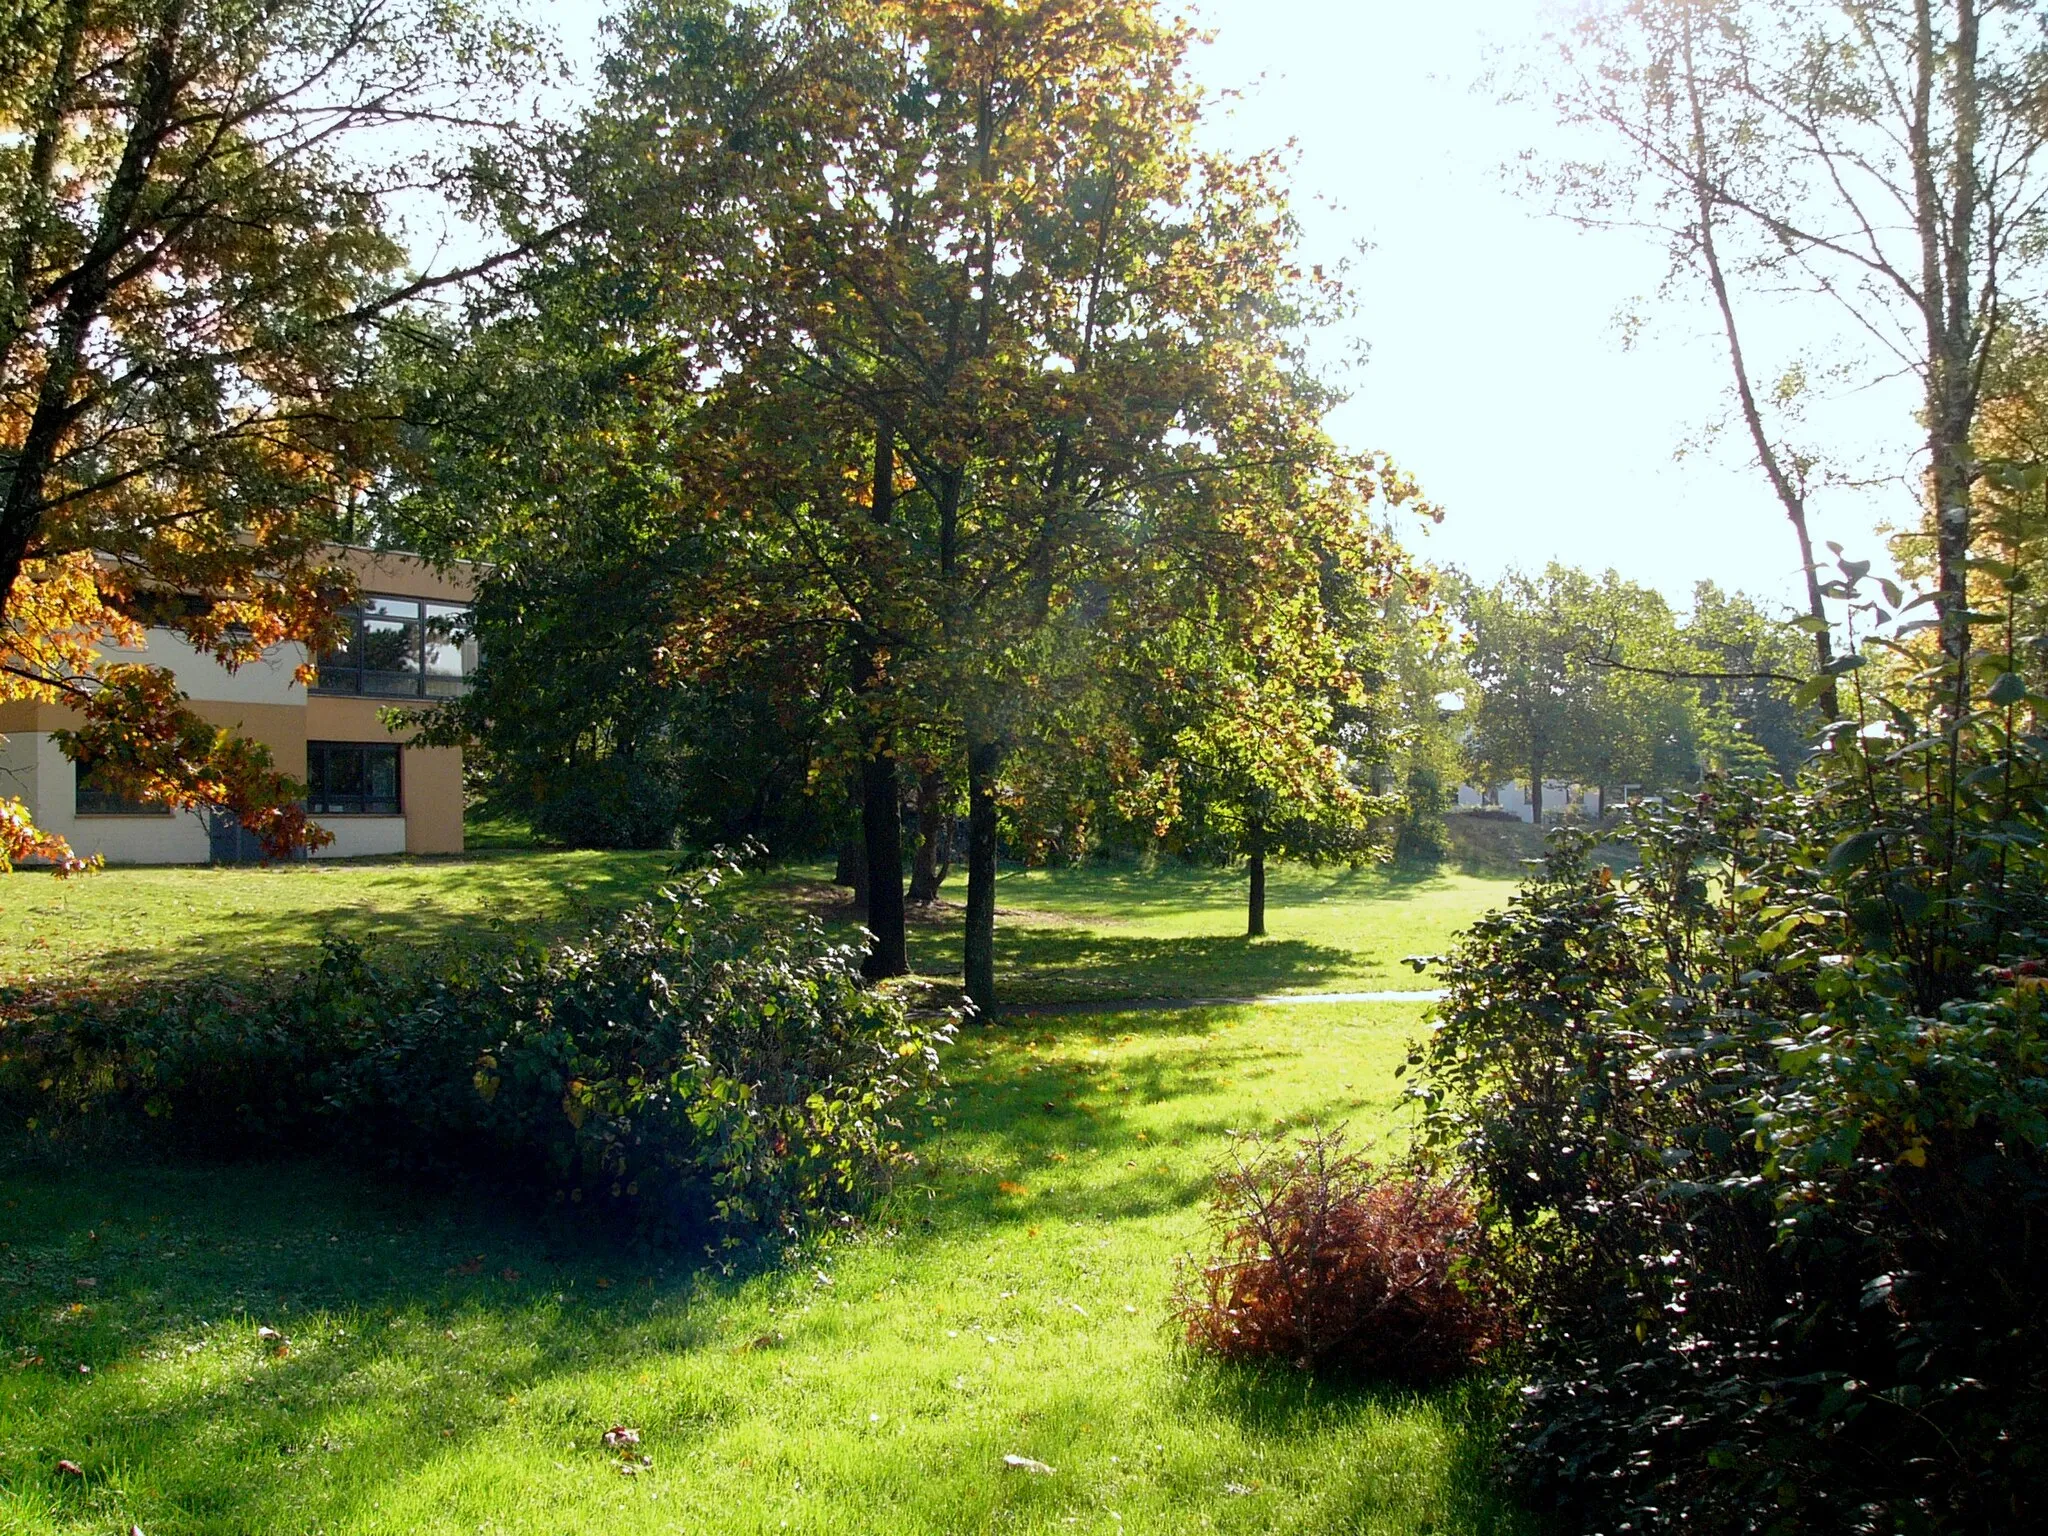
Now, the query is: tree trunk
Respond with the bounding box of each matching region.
[834,835,867,905]
[859,749,908,979]
[1246,820,1267,939]
[1529,766,1546,825]
[964,737,1001,1013]
[1677,13,1839,719]
[908,768,950,905]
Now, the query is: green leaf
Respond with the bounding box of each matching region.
[1827,830,1886,873]
[1988,669,2028,707]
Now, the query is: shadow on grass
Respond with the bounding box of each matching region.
[1171,1365,1540,1533]
[0,1152,749,1532]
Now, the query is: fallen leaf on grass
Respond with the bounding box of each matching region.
[996,1181,1029,1197]
[448,1256,485,1277]
[603,1427,641,1449]
[1003,1454,1055,1475]
[499,1268,522,1282]
[594,1277,613,1290]
[616,1455,653,1476]
[736,1331,784,1353]
[56,1460,84,1476]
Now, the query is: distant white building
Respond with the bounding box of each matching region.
[1456,779,1603,824]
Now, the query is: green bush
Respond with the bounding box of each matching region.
[1411,556,2048,1532]
[1417,795,2048,1533]
[2,866,952,1245]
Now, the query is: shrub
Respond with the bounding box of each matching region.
[1420,798,2048,1533]
[1,862,953,1246]
[1171,1128,1510,1383]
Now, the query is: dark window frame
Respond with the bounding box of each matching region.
[306,741,403,817]
[73,757,172,818]
[312,594,475,698]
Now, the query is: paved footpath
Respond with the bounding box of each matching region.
[991,988,1445,1018]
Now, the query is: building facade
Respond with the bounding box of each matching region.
[0,549,474,864]
[1455,779,1604,824]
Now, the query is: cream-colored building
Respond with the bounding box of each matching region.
[0,549,474,864]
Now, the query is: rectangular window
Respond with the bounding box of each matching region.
[74,758,170,817]
[306,742,401,816]
[314,595,473,698]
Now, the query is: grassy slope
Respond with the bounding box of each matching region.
[0,1001,1531,1536]
[0,852,1513,1001]
[0,852,682,984]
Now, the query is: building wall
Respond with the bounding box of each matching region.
[0,548,473,864]
[31,728,214,864]
[1456,779,1605,824]
[302,695,464,857]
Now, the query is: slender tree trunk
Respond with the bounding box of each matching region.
[1246,819,1267,939]
[964,737,1001,1013]
[834,834,867,905]
[1907,0,1981,712]
[908,768,950,905]
[859,748,908,979]
[1675,12,1839,718]
[1529,764,1546,825]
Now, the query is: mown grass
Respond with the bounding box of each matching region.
[0,1000,1532,1536]
[0,850,1512,1002]
[936,858,1509,1002]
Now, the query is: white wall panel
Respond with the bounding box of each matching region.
[38,735,212,863]
[313,817,408,860]
[102,630,309,707]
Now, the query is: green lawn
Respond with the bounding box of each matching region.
[0,1000,1531,1536]
[945,860,1509,1003]
[0,851,1512,1002]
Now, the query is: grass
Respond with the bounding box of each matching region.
[936,859,1511,1003]
[0,851,683,984]
[0,850,1514,1002]
[0,999,1532,1536]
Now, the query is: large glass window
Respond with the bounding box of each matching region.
[314,596,474,697]
[307,742,401,816]
[74,758,169,817]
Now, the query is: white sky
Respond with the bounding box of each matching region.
[516,0,1917,614]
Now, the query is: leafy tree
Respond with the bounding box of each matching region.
[0,0,544,861]
[1418,554,2048,1531]
[1536,0,2048,707]
[434,0,1421,1005]
[1681,581,1814,776]
[1459,564,1704,816]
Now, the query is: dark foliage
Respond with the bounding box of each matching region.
[2,865,952,1246]
[414,555,836,854]
[1172,1128,1511,1384]
[1419,776,2048,1532]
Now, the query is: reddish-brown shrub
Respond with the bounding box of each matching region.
[1171,1128,1511,1383]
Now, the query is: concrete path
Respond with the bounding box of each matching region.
[990,988,1444,1018]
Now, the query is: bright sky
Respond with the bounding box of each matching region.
[521,0,1915,613]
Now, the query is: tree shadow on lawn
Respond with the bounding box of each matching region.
[1172,1366,1543,1534]
[0,1001,1452,1534]
[899,927,1361,1003]
[0,1137,1519,1536]
[924,1008,1405,1235]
